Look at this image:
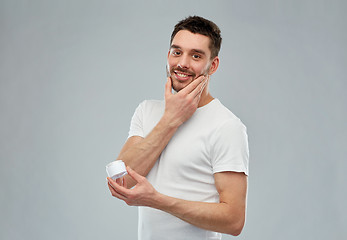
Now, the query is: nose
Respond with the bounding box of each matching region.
[177,55,190,69]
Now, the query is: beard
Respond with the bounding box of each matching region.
[166,63,210,92]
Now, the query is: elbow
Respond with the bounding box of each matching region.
[230,227,243,237]
[226,218,245,236]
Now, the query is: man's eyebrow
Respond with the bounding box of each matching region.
[170,44,181,49]
[191,49,206,56]
[170,44,206,56]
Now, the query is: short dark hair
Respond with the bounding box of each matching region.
[170,16,222,59]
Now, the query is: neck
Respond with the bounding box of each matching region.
[198,83,214,107]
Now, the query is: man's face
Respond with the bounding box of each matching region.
[167,30,214,92]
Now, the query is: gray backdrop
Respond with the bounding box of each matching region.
[1,0,346,239]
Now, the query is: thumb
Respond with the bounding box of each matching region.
[165,77,172,98]
[127,166,144,183]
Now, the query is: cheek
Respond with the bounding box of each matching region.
[167,57,177,67]
[195,64,209,75]
[202,62,212,75]
[166,59,174,75]
[167,62,175,73]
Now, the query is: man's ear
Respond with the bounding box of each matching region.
[208,56,220,75]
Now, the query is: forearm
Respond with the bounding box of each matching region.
[107,169,247,236]
[118,116,178,186]
[152,193,245,236]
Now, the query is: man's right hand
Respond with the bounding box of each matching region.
[115,75,208,188]
[163,75,208,128]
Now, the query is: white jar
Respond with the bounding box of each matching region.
[106,160,128,180]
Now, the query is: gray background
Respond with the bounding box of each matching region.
[1,0,346,239]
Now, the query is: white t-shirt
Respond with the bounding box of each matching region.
[128,99,249,240]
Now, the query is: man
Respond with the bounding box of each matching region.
[107,16,249,240]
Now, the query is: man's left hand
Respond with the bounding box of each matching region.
[107,166,158,207]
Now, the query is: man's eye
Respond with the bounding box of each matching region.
[172,51,181,56]
[192,54,201,59]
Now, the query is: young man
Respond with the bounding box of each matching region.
[107,16,249,240]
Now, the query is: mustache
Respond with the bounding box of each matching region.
[171,66,195,76]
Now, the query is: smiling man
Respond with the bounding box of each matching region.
[107,16,249,240]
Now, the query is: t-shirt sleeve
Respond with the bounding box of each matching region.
[127,101,146,138]
[210,119,249,175]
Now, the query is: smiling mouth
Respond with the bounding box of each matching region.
[173,70,195,80]
[175,71,190,78]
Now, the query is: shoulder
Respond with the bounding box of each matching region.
[138,99,164,109]
[134,99,165,121]
[135,99,165,113]
[204,99,247,130]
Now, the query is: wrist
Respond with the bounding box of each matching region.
[149,191,168,210]
[160,114,181,129]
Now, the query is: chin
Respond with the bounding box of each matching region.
[171,84,182,92]
[171,79,191,92]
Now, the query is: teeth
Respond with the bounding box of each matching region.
[176,72,189,77]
